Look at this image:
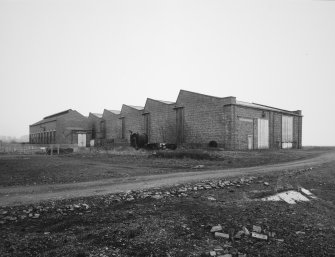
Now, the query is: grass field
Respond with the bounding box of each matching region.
[0,147,329,187]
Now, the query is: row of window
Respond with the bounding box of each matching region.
[30,131,56,144]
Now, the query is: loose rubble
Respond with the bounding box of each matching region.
[1,166,323,257]
[1,168,314,224]
[208,223,285,256]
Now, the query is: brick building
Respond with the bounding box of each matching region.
[29,109,91,146]
[29,90,302,150]
[143,98,175,144]
[88,113,104,142]
[102,109,121,140]
[174,90,302,150]
[119,105,144,142]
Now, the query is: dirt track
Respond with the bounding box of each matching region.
[1,150,335,207]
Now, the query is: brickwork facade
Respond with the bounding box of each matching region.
[143,99,175,144]
[175,90,226,146]
[29,110,91,146]
[103,110,121,140]
[29,90,303,150]
[119,105,144,142]
[88,113,104,140]
[174,90,302,150]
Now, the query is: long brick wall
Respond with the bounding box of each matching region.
[103,110,121,140]
[175,90,226,147]
[88,113,104,139]
[120,105,144,142]
[143,99,176,144]
[29,90,303,150]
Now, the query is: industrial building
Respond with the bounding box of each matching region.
[142,98,175,144]
[29,109,91,146]
[102,109,121,140]
[119,105,144,142]
[29,90,302,150]
[88,113,104,143]
[173,90,302,150]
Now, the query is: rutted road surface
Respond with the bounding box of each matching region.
[1,150,335,206]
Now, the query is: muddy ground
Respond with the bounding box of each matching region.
[0,147,334,256]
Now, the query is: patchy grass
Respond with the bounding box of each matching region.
[150,149,215,160]
[0,147,332,187]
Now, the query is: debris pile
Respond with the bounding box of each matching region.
[262,187,317,204]
[102,176,257,205]
[207,223,284,256]
[0,203,90,224]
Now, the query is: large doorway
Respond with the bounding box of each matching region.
[282,116,293,149]
[257,119,269,149]
[78,134,86,147]
[248,135,253,150]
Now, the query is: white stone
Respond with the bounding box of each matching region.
[251,232,268,240]
[210,225,222,232]
[215,232,230,239]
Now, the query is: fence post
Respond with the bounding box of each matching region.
[57,145,60,155]
[51,145,53,156]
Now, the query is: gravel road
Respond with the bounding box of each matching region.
[1,150,334,206]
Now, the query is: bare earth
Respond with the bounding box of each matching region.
[1,148,335,257]
[1,149,334,207]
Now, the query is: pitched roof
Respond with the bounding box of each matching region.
[127,105,144,111]
[178,89,223,99]
[43,109,72,119]
[30,117,57,126]
[106,110,120,115]
[236,101,299,115]
[152,99,175,105]
[91,113,103,118]
[30,109,72,126]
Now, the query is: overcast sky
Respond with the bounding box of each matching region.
[0,0,334,145]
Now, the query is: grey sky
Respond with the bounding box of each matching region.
[0,0,334,145]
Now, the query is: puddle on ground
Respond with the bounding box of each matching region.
[262,188,316,204]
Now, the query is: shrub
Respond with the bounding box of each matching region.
[150,149,215,160]
[208,140,218,148]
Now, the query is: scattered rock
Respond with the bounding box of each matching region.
[193,165,205,169]
[209,250,216,256]
[252,225,262,233]
[264,182,269,186]
[251,232,268,240]
[207,196,216,201]
[210,225,223,233]
[234,230,244,239]
[215,232,230,239]
[32,213,40,219]
[242,226,250,236]
[214,246,224,251]
[4,216,17,221]
[295,231,306,235]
